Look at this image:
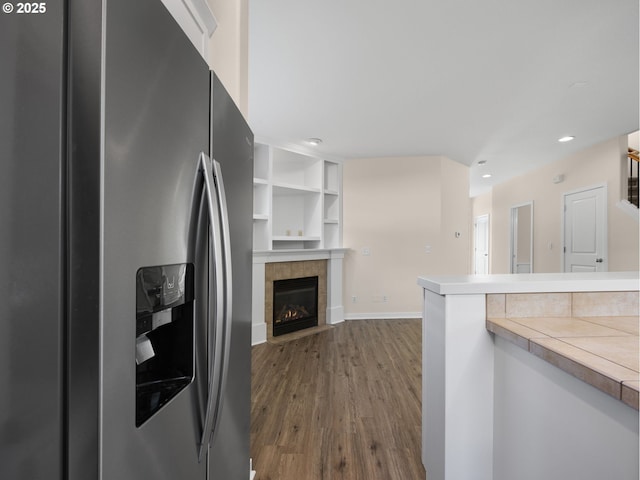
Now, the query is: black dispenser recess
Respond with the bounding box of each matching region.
[135,263,194,427]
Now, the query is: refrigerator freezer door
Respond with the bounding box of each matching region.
[99,0,209,478]
[0,5,66,479]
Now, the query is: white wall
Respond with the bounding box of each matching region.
[342,135,636,319]
[207,0,249,116]
[343,156,470,318]
[474,135,639,273]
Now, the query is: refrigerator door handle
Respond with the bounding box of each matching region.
[207,159,233,446]
[197,152,225,462]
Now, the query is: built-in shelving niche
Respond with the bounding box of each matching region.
[253,143,342,250]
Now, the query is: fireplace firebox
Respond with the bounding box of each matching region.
[273,276,318,336]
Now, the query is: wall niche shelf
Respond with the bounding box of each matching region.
[253,141,343,251]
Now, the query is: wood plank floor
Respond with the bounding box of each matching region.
[251,319,425,480]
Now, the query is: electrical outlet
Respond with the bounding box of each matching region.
[352,295,357,303]
[383,295,388,303]
[362,247,371,256]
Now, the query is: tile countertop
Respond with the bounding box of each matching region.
[487,315,639,410]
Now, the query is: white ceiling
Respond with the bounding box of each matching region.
[248,0,639,196]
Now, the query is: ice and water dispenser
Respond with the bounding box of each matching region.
[135,264,194,427]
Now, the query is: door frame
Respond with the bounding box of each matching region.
[561,183,608,272]
[509,201,534,273]
[473,214,490,274]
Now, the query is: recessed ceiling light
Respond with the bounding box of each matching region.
[482,174,492,178]
[569,81,588,89]
[558,136,575,143]
[306,138,323,146]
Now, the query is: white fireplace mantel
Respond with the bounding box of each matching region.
[251,248,347,345]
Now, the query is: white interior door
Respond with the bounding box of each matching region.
[474,214,489,274]
[563,185,607,272]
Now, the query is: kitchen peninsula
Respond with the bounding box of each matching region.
[418,272,639,480]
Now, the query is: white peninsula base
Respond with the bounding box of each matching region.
[418,273,639,480]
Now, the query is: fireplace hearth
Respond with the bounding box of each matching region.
[273,276,318,336]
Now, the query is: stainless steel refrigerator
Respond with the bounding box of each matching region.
[0,0,253,479]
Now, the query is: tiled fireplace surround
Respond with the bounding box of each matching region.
[252,249,346,344]
[265,260,327,339]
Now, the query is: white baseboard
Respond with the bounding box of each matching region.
[327,305,345,325]
[251,322,267,346]
[344,312,422,320]
[249,458,256,480]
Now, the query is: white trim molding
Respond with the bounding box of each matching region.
[160,0,218,61]
[251,249,347,345]
[616,199,640,222]
[188,0,218,35]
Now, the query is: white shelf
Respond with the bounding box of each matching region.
[252,142,342,251]
[273,235,321,242]
[272,148,322,189]
[324,192,339,225]
[272,182,322,195]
